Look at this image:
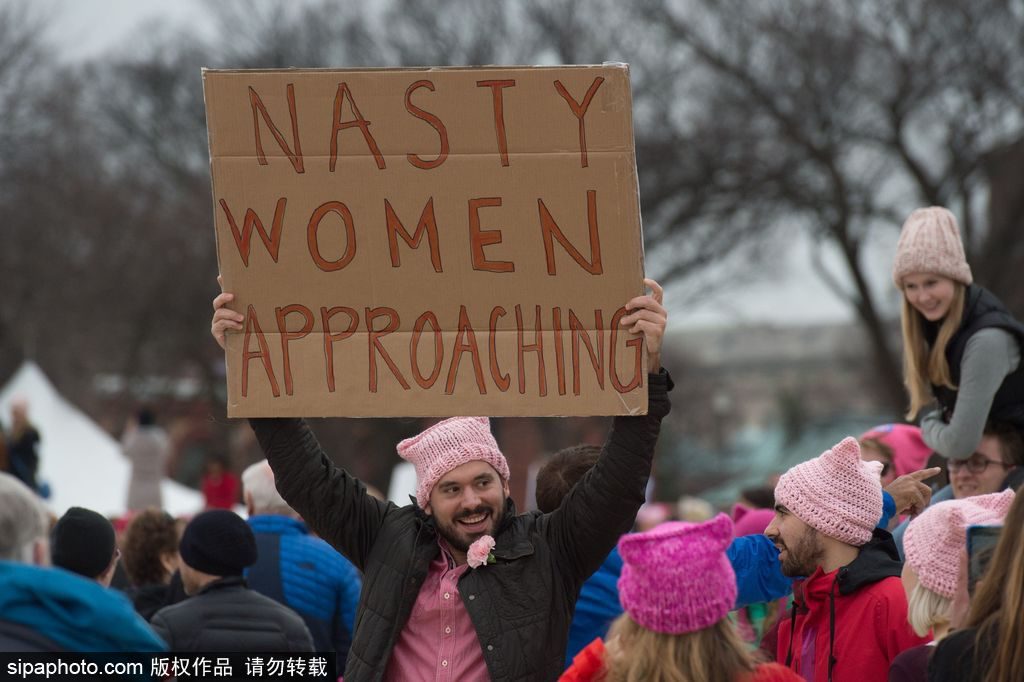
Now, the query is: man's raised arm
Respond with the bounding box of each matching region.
[211,278,390,569]
[545,279,672,580]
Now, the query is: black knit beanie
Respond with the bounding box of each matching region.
[179,509,257,576]
[51,507,116,578]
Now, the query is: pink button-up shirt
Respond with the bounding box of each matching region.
[384,541,488,682]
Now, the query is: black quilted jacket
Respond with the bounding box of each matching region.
[150,576,314,652]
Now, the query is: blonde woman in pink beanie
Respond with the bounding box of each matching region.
[893,207,1024,461]
[766,437,929,682]
[560,514,801,682]
[889,489,1014,682]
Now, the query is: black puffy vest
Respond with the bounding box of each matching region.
[931,285,1024,429]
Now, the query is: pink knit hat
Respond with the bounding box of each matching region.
[774,437,883,546]
[617,514,736,635]
[397,417,510,508]
[731,503,775,538]
[904,489,1014,599]
[859,424,933,477]
[892,207,973,287]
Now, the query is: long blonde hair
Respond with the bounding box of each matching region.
[965,491,1024,682]
[602,614,756,682]
[900,283,966,420]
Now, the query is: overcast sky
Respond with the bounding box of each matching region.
[30,0,903,329]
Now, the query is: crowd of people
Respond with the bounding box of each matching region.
[0,206,1022,681]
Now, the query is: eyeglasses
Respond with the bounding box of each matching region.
[948,456,1013,475]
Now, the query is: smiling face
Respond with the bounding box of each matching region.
[950,435,1014,499]
[764,504,825,577]
[426,460,509,554]
[902,273,957,322]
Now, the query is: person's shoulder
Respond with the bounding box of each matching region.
[288,532,359,571]
[844,575,908,614]
[859,574,908,600]
[499,509,542,539]
[889,643,930,673]
[934,627,975,657]
[930,628,977,680]
[251,514,304,535]
[150,595,193,628]
[244,588,308,623]
[965,326,1017,350]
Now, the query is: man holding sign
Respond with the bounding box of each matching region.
[207,64,669,680]
[211,280,668,681]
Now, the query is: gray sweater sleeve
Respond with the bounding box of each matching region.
[921,328,1021,459]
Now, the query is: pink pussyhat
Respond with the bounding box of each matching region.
[904,489,1015,599]
[397,417,510,508]
[732,503,775,538]
[774,437,883,546]
[892,206,973,287]
[617,513,736,635]
[859,424,933,477]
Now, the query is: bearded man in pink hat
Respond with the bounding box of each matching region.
[766,437,929,682]
[212,279,670,682]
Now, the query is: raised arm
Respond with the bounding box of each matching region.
[921,328,1020,458]
[545,280,671,580]
[249,418,392,570]
[210,279,392,568]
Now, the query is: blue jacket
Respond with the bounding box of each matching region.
[246,515,361,669]
[729,490,897,608]
[565,546,623,667]
[0,561,166,652]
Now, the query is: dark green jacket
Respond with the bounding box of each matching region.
[251,371,671,682]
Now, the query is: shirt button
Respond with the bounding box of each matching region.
[468,594,475,600]
[442,660,448,667]
[487,645,494,651]
[444,592,450,600]
[445,626,452,634]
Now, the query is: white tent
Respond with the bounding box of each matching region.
[0,361,203,517]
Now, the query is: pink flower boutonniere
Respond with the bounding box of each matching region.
[467,535,496,568]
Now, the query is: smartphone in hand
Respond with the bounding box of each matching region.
[967,525,1002,596]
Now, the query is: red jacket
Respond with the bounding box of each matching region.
[776,531,929,682]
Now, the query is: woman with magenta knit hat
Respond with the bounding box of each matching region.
[893,206,1024,461]
[765,436,928,682]
[889,489,1014,682]
[560,514,801,682]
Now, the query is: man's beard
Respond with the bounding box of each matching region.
[775,526,825,577]
[435,500,505,552]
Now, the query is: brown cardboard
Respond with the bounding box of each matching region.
[203,65,647,417]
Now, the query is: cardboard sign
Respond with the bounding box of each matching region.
[204,65,647,417]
